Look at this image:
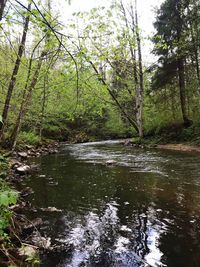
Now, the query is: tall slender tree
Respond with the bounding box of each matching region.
[0,2,31,140]
[152,0,192,126]
[0,0,7,21]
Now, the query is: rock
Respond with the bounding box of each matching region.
[10,159,22,169]
[25,145,33,150]
[21,187,34,197]
[40,206,62,212]
[16,165,31,174]
[106,160,117,165]
[32,235,51,249]
[124,140,132,146]
[23,218,43,230]
[39,174,46,178]
[30,164,39,171]
[18,245,38,258]
[18,152,28,158]
[27,150,35,156]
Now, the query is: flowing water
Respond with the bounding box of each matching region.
[25,141,200,267]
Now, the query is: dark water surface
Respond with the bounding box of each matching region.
[26,141,200,267]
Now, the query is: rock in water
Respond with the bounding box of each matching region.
[124,140,132,146]
[106,160,117,165]
[16,165,31,174]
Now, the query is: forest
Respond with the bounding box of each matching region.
[0,0,199,149]
[0,0,200,266]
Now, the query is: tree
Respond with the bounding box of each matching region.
[9,0,62,149]
[152,0,195,126]
[0,2,31,140]
[118,0,144,138]
[70,0,145,137]
[0,0,7,21]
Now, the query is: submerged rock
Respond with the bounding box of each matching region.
[106,160,117,165]
[124,140,132,146]
[40,207,62,212]
[21,186,34,197]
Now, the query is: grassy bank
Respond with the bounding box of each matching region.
[140,122,200,146]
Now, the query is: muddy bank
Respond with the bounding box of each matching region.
[126,138,200,153]
[156,143,200,152]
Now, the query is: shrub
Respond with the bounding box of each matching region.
[17,131,41,146]
[0,156,18,239]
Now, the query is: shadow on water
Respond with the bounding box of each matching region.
[25,140,200,267]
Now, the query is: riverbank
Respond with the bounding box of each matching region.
[0,141,63,266]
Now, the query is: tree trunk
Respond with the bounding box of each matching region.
[177,58,190,126]
[189,13,200,86]
[120,0,142,137]
[10,51,46,150]
[0,2,31,140]
[135,0,144,138]
[89,60,139,133]
[39,73,48,139]
[0,0,7,21]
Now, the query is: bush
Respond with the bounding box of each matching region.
[0,155,18,239]
[17,131,41,146]
[0,183,18,238]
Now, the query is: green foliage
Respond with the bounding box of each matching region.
[0,115,3,124]
[17,131,41,146]
[0,179,18,238]
[0,155,18,241]
[0,155,9,179]
[0,0,200,148]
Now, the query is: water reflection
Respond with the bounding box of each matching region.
[26,141,200,267]
[57,201,166,267]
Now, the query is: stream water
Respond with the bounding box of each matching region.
[25,140,200,267]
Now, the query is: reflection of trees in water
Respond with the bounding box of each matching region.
[62,202,144,267]
[135,208,149,259]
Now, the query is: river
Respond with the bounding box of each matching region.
[25,140,200,267]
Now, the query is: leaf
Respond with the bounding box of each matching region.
[0,190,18,206]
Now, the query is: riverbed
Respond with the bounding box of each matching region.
[25,140,200,267]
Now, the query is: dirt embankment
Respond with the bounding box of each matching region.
[157,144,200,153]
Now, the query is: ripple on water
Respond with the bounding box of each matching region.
[27,141,200,267]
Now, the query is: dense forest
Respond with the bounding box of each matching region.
[0,0,199,149]
[0,0,200,265]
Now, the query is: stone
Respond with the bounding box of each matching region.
[40,206,62,212]
[23,218,43,230]
[21,187,34,197]
[18,152,28,158]
[18,245,37,258]
[106,160,117,165]
[10,159,22,169]
[16,165,31,174]
[124,140,132,146]
[25,145,33,149]
[32,236,51,249]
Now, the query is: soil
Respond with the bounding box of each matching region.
[156,143,200,153]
